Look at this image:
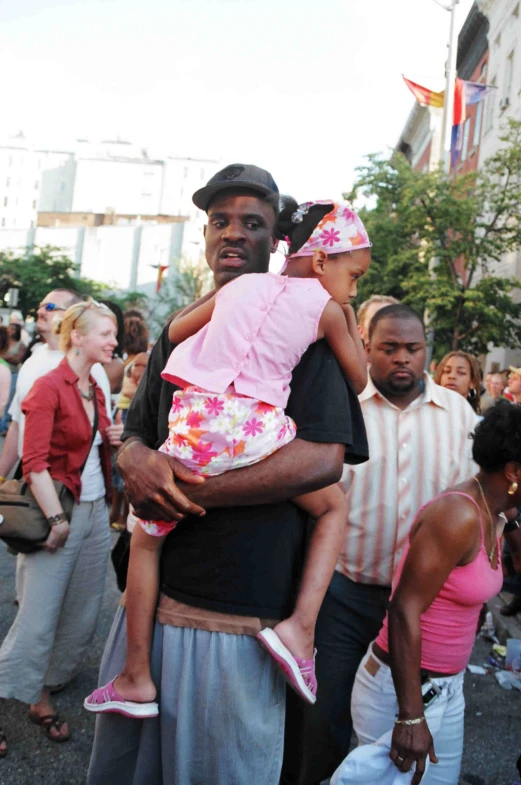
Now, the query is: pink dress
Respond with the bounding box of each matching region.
[140,273,331,536]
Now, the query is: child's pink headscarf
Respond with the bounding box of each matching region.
[286,200,372,259]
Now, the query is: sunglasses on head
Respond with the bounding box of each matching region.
[39,303,66,312]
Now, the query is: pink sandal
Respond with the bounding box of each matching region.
[84,678,159,719]
[257,628,317,704]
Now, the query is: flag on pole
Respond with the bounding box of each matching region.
[156,264,168,293]
[403,76,494,168]
[451,79,494,166]
[402,77,444,108]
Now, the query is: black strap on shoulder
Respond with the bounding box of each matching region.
[81,390,99,474]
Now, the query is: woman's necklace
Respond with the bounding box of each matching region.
[77,383,94,402]
[473,476,497,565]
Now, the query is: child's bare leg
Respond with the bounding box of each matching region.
[273,485,348,661]
[113,526,168,703]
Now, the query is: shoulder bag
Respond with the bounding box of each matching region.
[0,392,99,554]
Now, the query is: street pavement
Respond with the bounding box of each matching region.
[0,537,519,785]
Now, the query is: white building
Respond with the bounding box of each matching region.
[0,219,185,293]
[0,134,219,285]
[0,133,40,230]
[478,0,521,370]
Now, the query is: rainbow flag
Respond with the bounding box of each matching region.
[402,77,444,108]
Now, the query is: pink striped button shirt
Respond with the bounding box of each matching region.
[338,374,479,587]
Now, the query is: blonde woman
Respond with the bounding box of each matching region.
[0,301,121,755]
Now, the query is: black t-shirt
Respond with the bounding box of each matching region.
[124,324,368,618]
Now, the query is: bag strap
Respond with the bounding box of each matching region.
[80,389,99,475]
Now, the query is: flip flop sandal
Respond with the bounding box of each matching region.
[84,678,159,719]
[257,628,318,704]
[0,729,7,758]
[28,712,71,743]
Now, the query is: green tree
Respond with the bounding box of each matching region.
[0,245,107,316]
[348,119,521,358]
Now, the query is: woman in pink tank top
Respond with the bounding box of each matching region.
[336,401,521,785]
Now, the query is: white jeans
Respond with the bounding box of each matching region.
[350,644,465,785]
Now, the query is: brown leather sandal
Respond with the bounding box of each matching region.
[28,712,70,742]
[0,729,7,757]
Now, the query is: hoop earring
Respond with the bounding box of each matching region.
[508,482,519,496]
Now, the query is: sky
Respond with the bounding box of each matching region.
[0,0,474,201]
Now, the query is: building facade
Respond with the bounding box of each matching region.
[477,0,521,371]
[0,136,218,289]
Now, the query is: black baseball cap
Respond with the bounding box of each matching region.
[192,163,279,212]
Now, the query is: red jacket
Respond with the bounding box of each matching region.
[21,358,112,502]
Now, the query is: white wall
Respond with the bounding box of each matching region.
[0,221,185,292]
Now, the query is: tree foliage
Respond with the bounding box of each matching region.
[347,119,521,358]
[0,245,106,316]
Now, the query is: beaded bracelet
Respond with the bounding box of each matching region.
[395,717,426,726]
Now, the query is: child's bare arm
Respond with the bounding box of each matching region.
[318,300,368,394]
[341,303,367,375]
[168,294,216,344]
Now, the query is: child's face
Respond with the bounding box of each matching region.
[320,248,371,305]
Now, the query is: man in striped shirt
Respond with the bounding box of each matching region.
[282,304,479,785]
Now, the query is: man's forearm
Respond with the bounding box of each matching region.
[179,439,345,509]
[0,421,20,478]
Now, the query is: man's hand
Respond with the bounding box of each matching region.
[117,440,206,522]
[106,420,124,448]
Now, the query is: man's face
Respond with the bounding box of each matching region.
[508,372,521,397]
[368,317,426,398]
[489,374,505,398]
[204,191,277,288]
[36,290,72,338]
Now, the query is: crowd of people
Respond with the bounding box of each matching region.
[0,163,519,785]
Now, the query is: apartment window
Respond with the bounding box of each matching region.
[484,76,496,131]
[1,219,4,228]
[34,180,39,190]
[32,200,37,209]
[461,118,471,162]
[3,197,7,207]
[30,220,34,228]
[473,100,484,147]
[141,193,152,198]
[5,178,9,188]
[183,167,188,177]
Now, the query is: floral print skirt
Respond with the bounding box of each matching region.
[139,386,296,536]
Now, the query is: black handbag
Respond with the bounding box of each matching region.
[0,393,99,554]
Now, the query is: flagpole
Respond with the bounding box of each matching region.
[440,0,460,173]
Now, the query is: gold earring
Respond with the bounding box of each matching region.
[508,482,519,496]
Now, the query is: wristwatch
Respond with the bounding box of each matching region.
[47,513,68,527]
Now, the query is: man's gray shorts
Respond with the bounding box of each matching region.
[87,606,286,785]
